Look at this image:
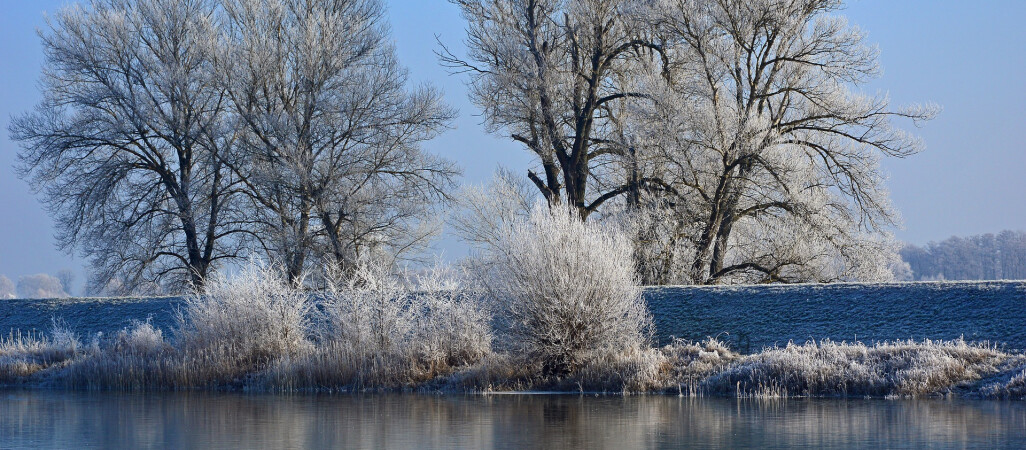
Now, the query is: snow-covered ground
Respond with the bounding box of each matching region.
[2,281,1024,353]
[648,281,1026,352]
[0,297,184,340]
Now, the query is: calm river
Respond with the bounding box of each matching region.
[2,392,1025,448]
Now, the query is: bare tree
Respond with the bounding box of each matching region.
[220,0,459,282]
[621,0,936,284]
[442,0,662,219]
[10,0,247,293]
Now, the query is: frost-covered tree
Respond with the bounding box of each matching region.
[442,0,662,218]
[16,274,68,299]
[0,275,15,299]
[220,0,459,281]
[56,269,76,297]
[901,230,1026,281]
[10,0,247,293]
[447,0,931,285]
[620,0,935,284]
[449,168,538,251]
[13,0,460,291]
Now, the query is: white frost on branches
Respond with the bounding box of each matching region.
[478,202,652,373]
[219,0,459,283]
[620,0,937,284]
[12,0,459,293]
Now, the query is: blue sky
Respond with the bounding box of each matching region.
[2,0,1024,293]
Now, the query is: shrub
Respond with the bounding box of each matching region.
[479,202,652,375]
[113,319,167,355]
[702,339,1009,398]
[319,260,414,359]
[278,260,491,389]
[176,263,312,364]
[408,264,492,367]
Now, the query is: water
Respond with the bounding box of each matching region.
[1,391,1024,449]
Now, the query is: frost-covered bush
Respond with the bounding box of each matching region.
[0,275,15,299]
[49,319,80,354]
[0,319,80,382]
[289,260,491,388]
[702,339,1008,398]
[113,320,167,355]
[480,202,652,375]
[16,273,68,299]
[319,260,412,358]
[405,263,492,367]
[177,263,311,362]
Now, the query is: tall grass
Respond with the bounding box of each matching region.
[178,264,312,361]
[981,364,1026,400]
[445,338,1026,397]
[701,339,1012,398]
[259,261,491,391]
[61,264,313,390]
[53,260,490,391]
[0,319,79,384]
[8,322,1026,397]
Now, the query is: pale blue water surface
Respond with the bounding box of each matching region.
[1,392,1024,449]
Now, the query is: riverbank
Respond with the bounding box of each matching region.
[3,325,1024,399]
[4,267,1025,399]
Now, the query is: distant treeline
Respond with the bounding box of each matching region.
[0,271,74,300]
[901,230,1026,281]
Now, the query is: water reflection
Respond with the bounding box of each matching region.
[2,391,1024,448]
